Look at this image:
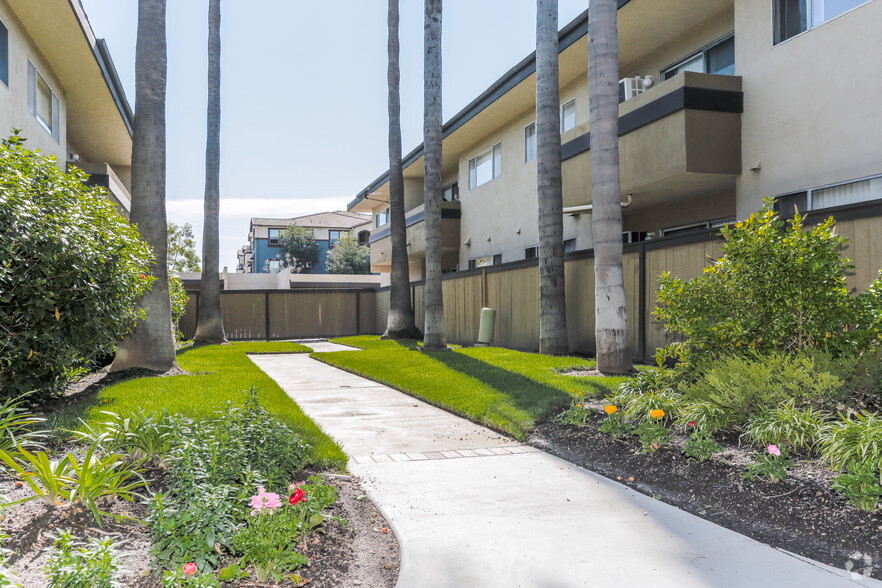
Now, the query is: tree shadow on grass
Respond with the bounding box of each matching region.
[424,351,571,420]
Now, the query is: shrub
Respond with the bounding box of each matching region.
[655,202,881,362]
[683,429,722,462]
[634,419,671,453]
[742,400,829,451]
[279,226,318,274]
[169,275,189,334]
[743,445,793,483]
[820,412,882,482]
[832,460,882,513]
[597,405,634,438]
[0,134,153,401]
[674,400,739,433]
[681,353,842,426]
[45,530,124,588]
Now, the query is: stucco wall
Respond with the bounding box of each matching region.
[0,3,67,162]
[735,0,882,217]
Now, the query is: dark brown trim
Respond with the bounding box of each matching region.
[803,198,882,225]
[264,292,270,341]
[638,243,647,361]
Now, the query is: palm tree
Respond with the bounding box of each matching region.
[422,0,445,351]
[536,0,568,355]
[111,0,177,372]
[194,0,226,344]
[588,0,633,373]
[382,0,420,340]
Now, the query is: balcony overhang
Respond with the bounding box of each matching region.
[8,0,133,167]
[562,71,742,209]
[369,202,461,272]
[71,162,133,217]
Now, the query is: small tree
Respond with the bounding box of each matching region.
[279,226,319,274]
[656,201,882,362]
[0,135,154,401]
[327,234,370,274]
[167,222,200,273]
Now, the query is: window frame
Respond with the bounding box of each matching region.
[329,230,343,247]
[661,33,735,81]
[560,99,576,133]
[376,207,390,228]
[524,246,538,260]
[442,182,460,202]
[524,122,536,163]
[772,0,872,45]
[268,228,282,246]
[468,142,502,190]
[0,20,8,88]
[775,173,882,212]
[563,239,576,253]
[27,61,60,141]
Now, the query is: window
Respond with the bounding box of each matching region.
[376,208,389,227]
[442,182,459,202]
[774,0,869,44]
[358,230,370,245]
[775,174,882,212]
[525,246,538,260]
[662,34,735,81]
[524,122,536,163]
[467,259,477,270]
[329,230,343,246]
[267,259,282,273]
[0,21,8,87]
[560,99,576,132]
[468,143,502,189]
[564,239,576,253]
[493,254,503,265]
[268,228,281,245]
[28,61,59,140]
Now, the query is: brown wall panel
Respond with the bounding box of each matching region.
[221,293,266,340]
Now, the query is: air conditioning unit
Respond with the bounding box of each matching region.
[618,77,645,103]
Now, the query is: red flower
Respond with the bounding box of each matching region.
[183,562,197,576]
[289,488,307,505]
[139,274,146,280]
[688,422,696,427]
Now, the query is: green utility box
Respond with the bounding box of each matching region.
[477,307,497,346]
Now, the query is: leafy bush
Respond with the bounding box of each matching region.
[655,202,882,362]
[634,418,671,453]
[558,392,592,426]
[279,226,318,274]
[681,353,842,426]
[742,400,829,451]
[326,233,370,274]
[45,530,124,588]
[820,412,882,482]
[832,460,882,513]
[65,442,148,526]
[683,429,721,462]
[673,400,739,433]
[0,135,153,401]
[743,445,793,483]
[597,406,634,438]
[77,410,174,465]
[169,275,189,333]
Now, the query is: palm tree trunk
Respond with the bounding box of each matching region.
[382,0,420,340]
[536,0,568,355]
[111,0,177,372]
[422,0,446,351]
[588,0,632,374]
[194,0,226,344]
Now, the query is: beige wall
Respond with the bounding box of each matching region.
[735,0,882,218]
[0,3,67,162]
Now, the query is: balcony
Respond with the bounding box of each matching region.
[71,162,133,217]
[562,71,742,210]
[369,201,461,272]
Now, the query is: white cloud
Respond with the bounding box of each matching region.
[166,196,356,271]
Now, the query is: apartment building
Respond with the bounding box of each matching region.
[349,0,881,281]
[0,0,134,214]
[237,211,371,274]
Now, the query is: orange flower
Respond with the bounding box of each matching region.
[650,409,665,420]
[604,405,618,415]
[576,403,582,408]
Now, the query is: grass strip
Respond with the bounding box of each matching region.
[314,336,628,440]
[46,342,347,468]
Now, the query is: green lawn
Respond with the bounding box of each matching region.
[315,336,628,440]
[47,342,347,468]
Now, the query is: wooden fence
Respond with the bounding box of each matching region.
[181,207,882,361]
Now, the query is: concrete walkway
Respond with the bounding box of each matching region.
[250,343,881,588]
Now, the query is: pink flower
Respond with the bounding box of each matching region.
[249,486,282,516]
[767,444,781,456]
[688,422,696,427]
[183,562,197,575]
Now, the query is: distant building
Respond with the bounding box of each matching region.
[0,0,134,215]
[237,211,371,274]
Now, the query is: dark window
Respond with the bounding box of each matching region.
[442,183,459,202]
[563,239,576,253]
[468,259,476,270]
[268,228,281,245]
[524,246,538,260]
[774,0,808,44]
[358,230,370,245]
[663,34,735,80]
[493,254,503,265]
[774,191,808,216]
[0,21,8,87]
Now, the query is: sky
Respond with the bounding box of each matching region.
[78,1,590,270]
